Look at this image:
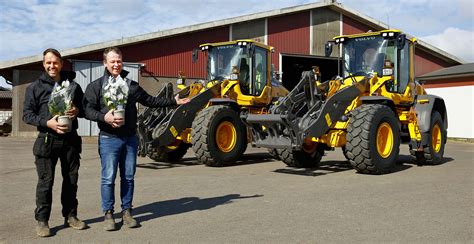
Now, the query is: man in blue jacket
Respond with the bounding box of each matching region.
[23,48,87,237]
[83,47,189,231]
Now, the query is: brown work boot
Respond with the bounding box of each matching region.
[122,209,138,228]
[36,221,52,237]
[103,210,116,231]
[64,216,88,230]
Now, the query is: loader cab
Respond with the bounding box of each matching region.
[327,30,414,94]
[200,40,270,96]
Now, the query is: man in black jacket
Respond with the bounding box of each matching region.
[23,48,87,237]
[83,47,189,231]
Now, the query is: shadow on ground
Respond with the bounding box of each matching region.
[273,153,453,177]
[273,160,354,177]
[137,156,201,169]
[137,152,276,170]
[398,154,454,166]
[78,194,263,229]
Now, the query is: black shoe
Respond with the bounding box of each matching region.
[64,216,88,230]
[36,221,52,237]
[103,210,116,231]
[122,209,138,228]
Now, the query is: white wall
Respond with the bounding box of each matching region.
[425,86,474,139]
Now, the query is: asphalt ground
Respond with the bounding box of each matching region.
[0,137,473,243]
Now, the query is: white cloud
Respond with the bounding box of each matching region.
[339,0,473,36]
[0,0,472,64]
[421,27,474,62]
[0,0,314,62]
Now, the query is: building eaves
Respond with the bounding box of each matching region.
[0,0,464,70]
[417,63,474,80]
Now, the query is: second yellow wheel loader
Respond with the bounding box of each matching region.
[243,30,447,174]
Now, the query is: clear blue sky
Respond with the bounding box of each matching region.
[1,0,473,87]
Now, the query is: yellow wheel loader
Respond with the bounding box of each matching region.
[137,40,288,166]
[243,30,447,174]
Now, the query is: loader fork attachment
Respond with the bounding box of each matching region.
[243,71,364,150]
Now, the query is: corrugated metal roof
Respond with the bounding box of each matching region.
[417,63,474,80]
[0,1,465,70]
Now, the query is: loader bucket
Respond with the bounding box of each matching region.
[151,83,221,147]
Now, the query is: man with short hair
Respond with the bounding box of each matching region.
[23,48,87,237]
[83,47,189,231]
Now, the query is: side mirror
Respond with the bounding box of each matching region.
[325,42,333,57]
[192,48,199,63]
[397,34,406,50]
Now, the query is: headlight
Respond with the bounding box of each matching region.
[335,38,345,44]
[382,32,395,38]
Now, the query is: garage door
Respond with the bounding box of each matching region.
[281,54,339,91]
[73,61,140,136]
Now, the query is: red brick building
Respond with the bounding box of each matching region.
[0,1,464,137]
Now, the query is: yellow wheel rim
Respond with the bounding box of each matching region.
[216,121,237,153]
[376,122,394,158]
[432,123,442,153]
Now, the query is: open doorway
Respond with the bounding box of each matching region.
[281,54,339,91]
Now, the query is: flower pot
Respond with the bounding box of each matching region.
[57,115,71,132]
[113,109,125,126]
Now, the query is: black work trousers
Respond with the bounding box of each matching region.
[33,132,82,222]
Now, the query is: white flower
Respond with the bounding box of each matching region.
[103,75,129,110]
[48,80,75,115]
[110,87,117,95]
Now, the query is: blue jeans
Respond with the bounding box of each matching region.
[99,134,137,213]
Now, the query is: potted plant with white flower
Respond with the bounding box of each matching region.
[48,80,76,132]
[103,76,129,126]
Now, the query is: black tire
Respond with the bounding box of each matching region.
[191,105,247,167]
[149,142,190,162]
[341,146,350,161]
[412,111,446,165]
[267,148,280,160]
[346,104,400,174]
[276,145,323,168]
